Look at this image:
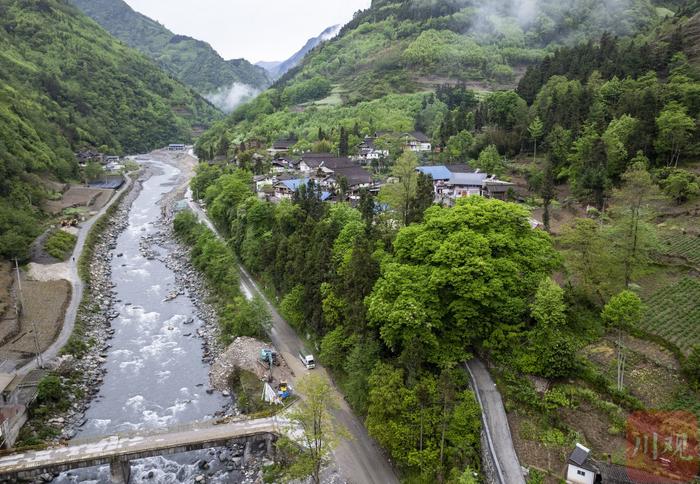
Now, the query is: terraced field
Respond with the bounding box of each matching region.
[639,277,700,354]
[660,233,700,267]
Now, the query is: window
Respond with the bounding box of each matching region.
[577,470,586,476]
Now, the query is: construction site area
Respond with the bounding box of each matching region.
[210,337,298,411]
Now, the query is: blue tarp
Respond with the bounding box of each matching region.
[88,177,124,189]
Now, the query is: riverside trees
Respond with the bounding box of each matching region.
[189,163,567,477]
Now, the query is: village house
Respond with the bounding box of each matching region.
[401,131,432,152]
[322,165,374,198]
[298,153,355,173]
[416,165,452,199]
[566,444,598,484]
[416,164,514,203]
[75,150,103,166]
[564,443,682,484]
[273,178,308,199]
[356,136,389,162]
[267,138,295,156]
[483,179,514,200]
[270,159,289,173]
[272,178,332,201]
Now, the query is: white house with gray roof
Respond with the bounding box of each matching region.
[416,165,513,203]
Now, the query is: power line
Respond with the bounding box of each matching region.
[14,259,43,369]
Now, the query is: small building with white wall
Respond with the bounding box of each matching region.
[566,443,597,484]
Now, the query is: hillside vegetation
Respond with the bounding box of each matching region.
[71,0,271,106]
[191,1,700,480]
[283,0,659,98]
[0,0,220,259]
[195,0,668,157]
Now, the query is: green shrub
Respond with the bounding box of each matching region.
[44,230,77,260]
[174,211,271,341]
[36,375,64,405]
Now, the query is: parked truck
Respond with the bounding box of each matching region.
[298,349,315,369]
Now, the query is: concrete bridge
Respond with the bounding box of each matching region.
[0,416,283,483]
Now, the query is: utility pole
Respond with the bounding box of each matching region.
[15,260,43,369]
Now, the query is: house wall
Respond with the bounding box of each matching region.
[274,188,293,199]
[566,464,595,484]
[453,186,482,198]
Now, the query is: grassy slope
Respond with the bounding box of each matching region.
[70,0,271,94]
[0,0,221,259]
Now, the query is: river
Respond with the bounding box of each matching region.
[54,160,255,483]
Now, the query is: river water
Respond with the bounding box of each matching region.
[54,161,251,483]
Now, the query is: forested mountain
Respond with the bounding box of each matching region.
[195,0,668,157]
[0,0,220,259]
[283,0,660,102]
[257,25,341,80]
[70,0,271,110]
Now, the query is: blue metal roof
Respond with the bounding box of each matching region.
[280,179,331,201]
[417,166,452,180]
[281,178,310,191]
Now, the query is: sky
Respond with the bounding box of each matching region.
[123,0,371,63]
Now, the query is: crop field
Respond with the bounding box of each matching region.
[660,233,700,267]
[639,277,700,354]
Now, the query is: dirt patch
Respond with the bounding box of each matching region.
[581,335,683,408]
[26,262,71,282]
[559,401,627,460]
[210,336,294,392]
[44,186,114,215]
[508,412,570,483]
[0,275,70,366]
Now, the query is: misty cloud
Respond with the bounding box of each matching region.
[205,83,260,113]
[455,0,655,45]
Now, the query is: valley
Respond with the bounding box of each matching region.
[0,0,699,483]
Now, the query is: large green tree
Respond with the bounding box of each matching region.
[367,197,560,369]
[655,101,695,167]
[283,374,346,484]
[607,157,660,287]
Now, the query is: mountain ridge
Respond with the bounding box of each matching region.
[70,0,271,111]
[256,24,341,80]
[0,0,220,259]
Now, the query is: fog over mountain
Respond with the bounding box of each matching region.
[257,25,341,80]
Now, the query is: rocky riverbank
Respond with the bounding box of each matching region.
[42,170,146,443]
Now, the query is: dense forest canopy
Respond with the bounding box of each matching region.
[0,0,220,259]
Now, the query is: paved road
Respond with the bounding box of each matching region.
[466,359,525,484]
[16,175,134,377]
[0,416,281,476]
[184,189,399,484]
